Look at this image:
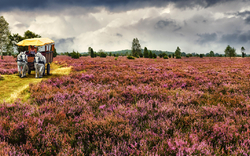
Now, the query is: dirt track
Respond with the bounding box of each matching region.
[0,64,71,103]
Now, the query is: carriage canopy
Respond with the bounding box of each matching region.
[17,38,54,46]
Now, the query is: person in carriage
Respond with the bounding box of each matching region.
[28,46,37,56]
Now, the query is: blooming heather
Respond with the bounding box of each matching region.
[0,56,18,74]
[1,56,250,155]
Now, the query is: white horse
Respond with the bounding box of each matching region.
[17,52,29,78]
[34,52,46,78]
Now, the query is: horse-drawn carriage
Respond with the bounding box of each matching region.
[16,38,55,77]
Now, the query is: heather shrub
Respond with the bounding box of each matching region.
[0,56,18,74]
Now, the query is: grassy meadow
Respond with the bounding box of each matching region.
[1,56,250,155]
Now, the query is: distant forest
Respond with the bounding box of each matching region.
[60,49,230,57]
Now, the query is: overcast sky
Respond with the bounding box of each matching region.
[1,0,250,54]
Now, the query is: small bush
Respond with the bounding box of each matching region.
[163,55,168,59]
[176,56,181,59]
[71,50,80,59]
[152,53,157,59]
[99,52,107,58]
[127,55,135,59]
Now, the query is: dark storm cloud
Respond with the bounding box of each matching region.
[0,0,237,11]
[245,16,250,24]
[197,33,217,44]
[155,20,174,29]
[220,31,250,44]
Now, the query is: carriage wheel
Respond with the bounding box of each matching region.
[47,64,50,75]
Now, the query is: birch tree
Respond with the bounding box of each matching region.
[0,16,11,59]
[131,38,142,57]
[224,45,236,58]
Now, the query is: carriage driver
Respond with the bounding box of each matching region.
[29,46,37,56]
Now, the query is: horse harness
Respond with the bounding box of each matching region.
[16,54,27,63]
[34,56,45,64]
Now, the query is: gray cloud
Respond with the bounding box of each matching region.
[197,33,217,44]
[220,31,250,44]
[54,37,75,52]
[13,23,27,28]
[228,10,250,25]
[236,10,250,17]
[2,0,250,54]
[116,33,123,37]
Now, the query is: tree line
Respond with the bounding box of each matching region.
[60,41,248,59]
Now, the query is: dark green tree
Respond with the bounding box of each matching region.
[149,50,153,58]
[144,47,149,58]
[210,51,214,57]
[71,50,80,59]
[152,53,157,58]
[175,47,181,59]
[24,30,41,39]
[159,53,166,58]
[53,47,58,57]
[88,47,95,58]
[241,46,246,58]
